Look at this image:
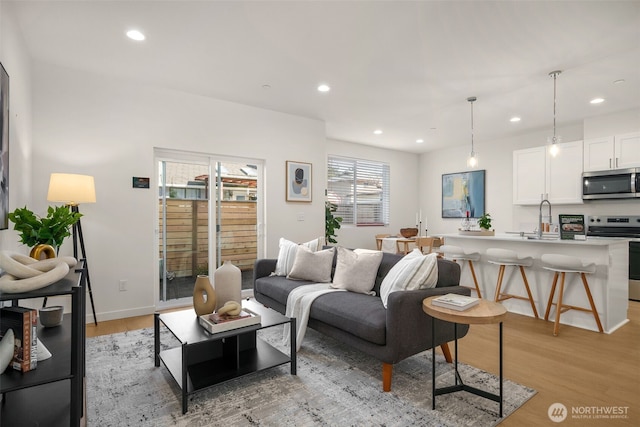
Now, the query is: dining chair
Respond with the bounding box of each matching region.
[375,234,391,250]
[414,237,435,254]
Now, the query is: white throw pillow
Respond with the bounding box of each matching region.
[274,237,325,276]
[379,249,439,308]
[287,246,335,283]
[330,247,383,295]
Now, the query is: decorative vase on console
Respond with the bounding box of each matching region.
[461,210,471,231]
[193,275,216,316]
[214,260,242,311]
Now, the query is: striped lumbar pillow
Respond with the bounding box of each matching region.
[379,249,438,308]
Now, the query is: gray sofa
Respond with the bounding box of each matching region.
[253,250,471,391]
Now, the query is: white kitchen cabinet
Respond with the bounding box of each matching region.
[513,140,583,205]
[513,146,546,205]
[545,140,584,204]
[584,132,640,171]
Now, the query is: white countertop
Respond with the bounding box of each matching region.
[442,233,629,246]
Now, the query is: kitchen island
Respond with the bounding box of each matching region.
[441,234,629,334]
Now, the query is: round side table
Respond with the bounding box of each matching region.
[423,296,507,417]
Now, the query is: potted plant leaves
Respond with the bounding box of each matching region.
[325,201,342,244]
[476,213,495,235]
[8,206,82,258]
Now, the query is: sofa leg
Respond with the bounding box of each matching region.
[382,363,393,392]
[440,342,453,363]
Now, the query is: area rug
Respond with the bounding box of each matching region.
[86,325,535,426]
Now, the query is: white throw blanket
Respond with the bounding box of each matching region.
[283,283,345,351]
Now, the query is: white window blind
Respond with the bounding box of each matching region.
[327,156,390,226]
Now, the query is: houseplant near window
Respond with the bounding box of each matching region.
[8,205,82,257]
[325,201,342,244]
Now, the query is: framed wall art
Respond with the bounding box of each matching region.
[286,161,312,202]
[442,169,485,218]
[1,62,9,230]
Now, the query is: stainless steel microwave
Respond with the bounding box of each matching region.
[582,168,640,200]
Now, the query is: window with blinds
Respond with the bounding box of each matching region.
[327,156,390,226]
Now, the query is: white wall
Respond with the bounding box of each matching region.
[419,110,640,237]
[27,62,327,321]
[0,4,33,252]
[326,138,419,250]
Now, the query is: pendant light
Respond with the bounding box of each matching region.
[466,96,478,168]
[548,70,562,157]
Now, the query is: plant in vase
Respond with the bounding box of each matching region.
[8,205,82,257]
[478,213,492,231]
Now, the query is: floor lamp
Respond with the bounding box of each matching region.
[47,173,98,325]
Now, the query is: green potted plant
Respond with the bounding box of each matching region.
[325,201,343,244]
[8,205,82,257]
[478,213,492,231]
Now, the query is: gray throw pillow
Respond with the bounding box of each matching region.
[331,247,383,295]
[287,246,335,283]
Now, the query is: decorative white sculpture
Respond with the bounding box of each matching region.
[0,328,15,374]
[0,251,77,293]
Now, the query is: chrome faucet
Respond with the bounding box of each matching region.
[538,198,552,239]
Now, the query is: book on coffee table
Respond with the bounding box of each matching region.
[432,294,480,311]
[198,308,261,334]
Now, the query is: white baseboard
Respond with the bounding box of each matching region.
[86,305,157,324]
[85,289,254,324]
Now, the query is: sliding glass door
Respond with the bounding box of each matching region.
[156,150,262,308]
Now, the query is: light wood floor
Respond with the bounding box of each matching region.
[86,301,639,426]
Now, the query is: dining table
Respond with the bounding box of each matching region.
[376,236,444,255]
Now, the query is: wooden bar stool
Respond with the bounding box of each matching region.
[486,248,539,318]
[541,254,604,336]
[439,245,483,298]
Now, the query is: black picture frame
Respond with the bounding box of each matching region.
[442,170,485,218]
[1,62,9,230]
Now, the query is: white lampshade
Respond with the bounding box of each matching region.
[47,173,96,205]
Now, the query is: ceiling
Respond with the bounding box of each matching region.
[6,0,640,153]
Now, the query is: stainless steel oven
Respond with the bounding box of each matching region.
[587,215,640,301]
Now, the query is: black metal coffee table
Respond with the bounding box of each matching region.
[154,299,296,413]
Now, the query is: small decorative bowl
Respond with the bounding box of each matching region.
[39,306,64,327]
[400,228,419,238]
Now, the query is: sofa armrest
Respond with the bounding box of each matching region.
[254,259,277,281]
[386,285,472,331]
[385,285,471,359]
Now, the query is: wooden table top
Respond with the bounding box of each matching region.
[423,296,507,325]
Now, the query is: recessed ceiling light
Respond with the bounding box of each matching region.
[373,129,383,135]
[262,84,271,90]
[590,98,605,104]
[126,29,145,41]
[510,117,521,122]
[416,139,424,144]
[317,84,330,92]
[613,79,625,85]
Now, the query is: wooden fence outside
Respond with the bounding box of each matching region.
[159,199,257,278]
